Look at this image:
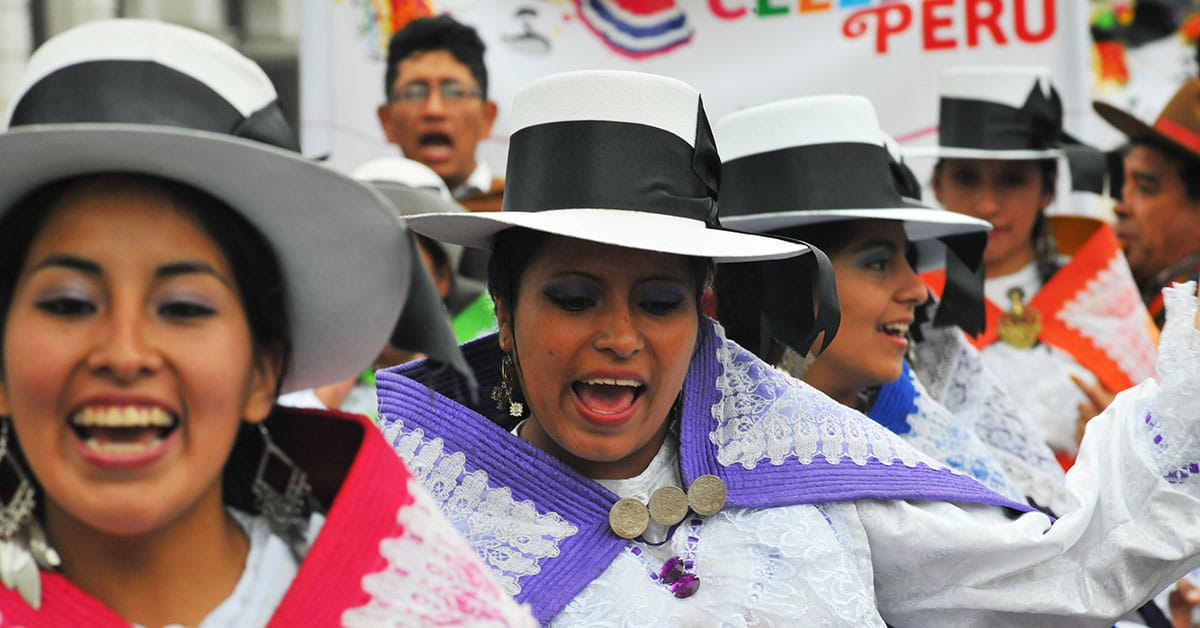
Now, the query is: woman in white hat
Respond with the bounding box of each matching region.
[279,157,495,418]
[714,95,1068,514]
[0,19,532,626]
[380,68,1200,625]
[922,66,1157,470]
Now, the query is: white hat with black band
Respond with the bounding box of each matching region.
[405,69,808,263]
[0,19,457,393]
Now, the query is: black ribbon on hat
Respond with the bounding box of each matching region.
[713,237,840,362]
[882,147,987,336]
[13,59,481,394]
[719,140,986,342]
[9,61,300,151]
[1061,134,1109,195]
[503,99,721,225]
[932,232,987,336]
[938,81,1064,153]
[721,143,901,215]
[757,237,841,358]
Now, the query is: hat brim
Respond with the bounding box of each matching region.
[0,124,409,393]
[722,207,989,273]
[370,181,467,217]
[1093,100,1200,161]
[720,207,990,242]
[406,208,808,263]
[903,144,1064,160]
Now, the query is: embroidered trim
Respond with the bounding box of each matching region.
[1144,282,1200,483]
[708,327,925,469]
[380,419,579,596]
[343,477,537,627]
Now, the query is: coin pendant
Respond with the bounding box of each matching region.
[609,497,650,539]
[648,485,689,526]
[687,474,727,516]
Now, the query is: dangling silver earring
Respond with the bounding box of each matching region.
[0,420,59,610]
[491,353,525,418]
[252,423,314,564]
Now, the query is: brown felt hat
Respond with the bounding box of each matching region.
[1095,79,1200,162]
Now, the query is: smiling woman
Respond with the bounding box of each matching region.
[0,18,533,627]
[922,66,1159,469]
[376,69,1200,626]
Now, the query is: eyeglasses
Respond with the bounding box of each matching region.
[389,81,483,106]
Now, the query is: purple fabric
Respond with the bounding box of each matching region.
[679,323,1034,513]
[377,341,623,625]
[378,321,1033,624]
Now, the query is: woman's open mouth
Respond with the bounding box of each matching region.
[571,378,645,424]
[69,406,179,468]
[878,322,911,348]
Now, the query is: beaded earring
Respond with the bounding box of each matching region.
[491,353,526,418]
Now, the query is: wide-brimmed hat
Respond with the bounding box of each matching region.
[350,156,487,369]
[0,19,426,393]
[718,96,990,262]
[716,95,991,336]
[1094,78,1200,163]
[907,65,1067,160]
[352,157,467,216]
[405,70,807,263]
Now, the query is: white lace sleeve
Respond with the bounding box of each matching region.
[862,286,1200,624]
[1143,281,1200,482]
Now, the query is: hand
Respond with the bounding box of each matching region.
[1169,578,1200,628]
[1071,374,1115,446]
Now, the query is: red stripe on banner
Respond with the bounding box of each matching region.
[614,0,676,15]
[1154,117,1200,155]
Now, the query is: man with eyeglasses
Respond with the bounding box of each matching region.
[376,15,502,211]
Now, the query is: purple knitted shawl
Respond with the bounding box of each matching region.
[376,319,1031,625]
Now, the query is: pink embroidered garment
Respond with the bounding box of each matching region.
[0,408,535,627]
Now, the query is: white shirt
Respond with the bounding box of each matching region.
[983,261,1096,454]
[453,161,493,201]
[547,283,1200,626]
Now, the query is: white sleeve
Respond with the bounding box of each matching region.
[276,389,329,410]
[867,282,1200,626]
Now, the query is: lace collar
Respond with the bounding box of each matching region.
[376,319,1031,623]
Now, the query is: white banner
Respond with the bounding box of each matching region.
[303,0,1090,194]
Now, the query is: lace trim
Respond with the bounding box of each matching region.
[380,419,579,595]
[1056,254,1158,384]
[342,477,536,627]
[708,327,924,469]
[911,325,1070,513]
[1144,282,1200,483]
[901,369,1026,503]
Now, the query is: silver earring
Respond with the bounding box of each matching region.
[252,423,314,564]
[491,353,525,418]
[0,420,59,610]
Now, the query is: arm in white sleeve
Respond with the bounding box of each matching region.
[867,282,1200,627]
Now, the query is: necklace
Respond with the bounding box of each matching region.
[607,474,726,539]
[628,516,703,599]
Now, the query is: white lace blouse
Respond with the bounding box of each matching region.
[548,283,1200,626]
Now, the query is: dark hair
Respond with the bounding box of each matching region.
[486,228,712,319]
[384,15,489,100]
[0,174,292,390]
[1130,136,1200,203]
